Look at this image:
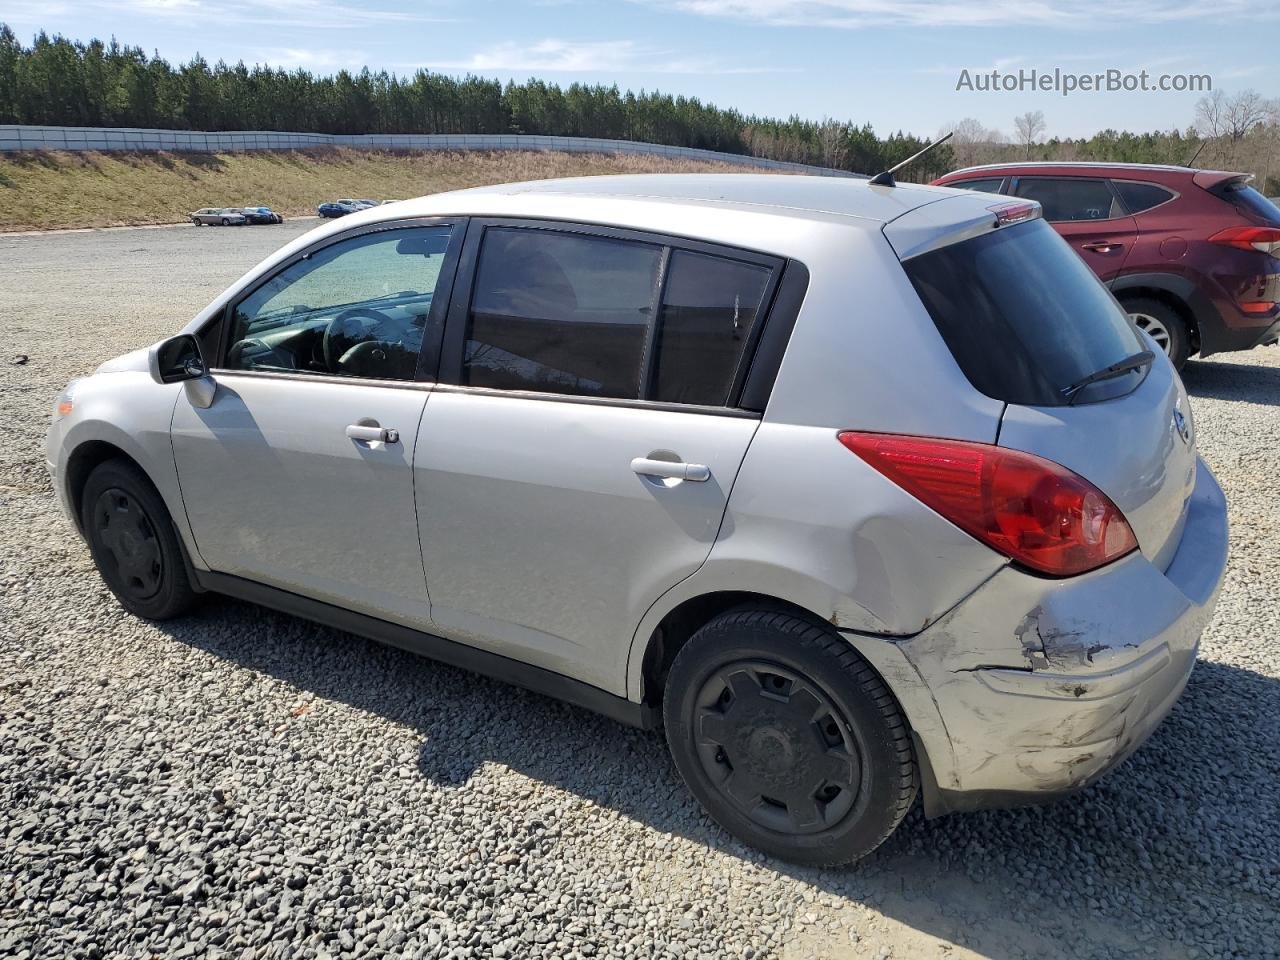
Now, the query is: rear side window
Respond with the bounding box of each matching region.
[465,228,662,398]
[653,251,772,405]
[1112,180,1175,215]
[463,226,777,405]
[903,219,1143,406]
[1012,177,1124,221]
[948,178,1005,194]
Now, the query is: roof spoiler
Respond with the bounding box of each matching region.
[1192,170,1252,191]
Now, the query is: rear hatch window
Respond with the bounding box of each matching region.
[1210,179,1280,225]
[902,219,1144,406]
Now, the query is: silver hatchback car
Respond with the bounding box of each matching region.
[47,176,1228,865]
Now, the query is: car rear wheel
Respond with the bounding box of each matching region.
[220,218,230,226]
[1124,296,1190,370]
[81,459,198,621]
[663,607,917,866]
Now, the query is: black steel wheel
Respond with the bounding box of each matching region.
[80,459,198,620]
[91,487,164,600]
[664,608,916,866]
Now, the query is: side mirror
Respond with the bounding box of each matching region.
[149,334,207,384]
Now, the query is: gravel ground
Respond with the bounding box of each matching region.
[2,222,1278,960]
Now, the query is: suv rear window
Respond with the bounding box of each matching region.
[1212,179,1280,224]
[903,219,1144,406]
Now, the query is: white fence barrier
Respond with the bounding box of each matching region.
[0,125,858,177]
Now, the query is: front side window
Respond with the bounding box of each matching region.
[225,225,452,381]
[1012,177,1123,222]
[464,228,662,398]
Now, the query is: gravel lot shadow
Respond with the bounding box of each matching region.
[155,599,1280,959]
[1182,353,1280,406]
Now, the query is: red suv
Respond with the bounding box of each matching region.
[931,162,1280,368]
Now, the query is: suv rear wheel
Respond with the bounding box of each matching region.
[1123,296,1190,370]
[663,607,916,866]
[81,459,198,621]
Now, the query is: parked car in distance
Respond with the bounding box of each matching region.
[241,206,283,225]
[49,175,1227,866]
[932,162,1280,368]
[317,199,374,218]
[190,208,247,226]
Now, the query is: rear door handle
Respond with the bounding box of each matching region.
[346,423,399,444]
[631,457,710,482]
[1081,241,1124,253]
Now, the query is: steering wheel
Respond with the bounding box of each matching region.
[323,307,395,372]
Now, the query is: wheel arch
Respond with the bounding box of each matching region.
[638,590,820,708]
[65,439,139,535]
[1110,273,1204,354]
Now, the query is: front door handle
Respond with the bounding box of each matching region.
[1081,241,1124,253]
[631,457,710,482]
[346,423,399,444]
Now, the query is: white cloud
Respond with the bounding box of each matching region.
[641,0,1273,29]
[429,38,791,75]
[100,0,451,29]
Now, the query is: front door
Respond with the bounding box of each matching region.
[172,220,462,627]
[1012,176,1137,280]
[414,222,782,694]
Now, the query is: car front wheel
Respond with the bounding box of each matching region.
[663,607,917,866]
[81,459,198,621]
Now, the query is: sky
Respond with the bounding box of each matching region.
[3,0,1274,139]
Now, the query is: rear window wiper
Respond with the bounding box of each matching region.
[1061,349,1155,404]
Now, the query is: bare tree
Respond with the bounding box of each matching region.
[816,119,849,169]
[942,117,991,167]
[1195,89,1277,143]
[1014,110,1046,158]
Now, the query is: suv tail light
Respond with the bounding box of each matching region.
[1209,225,1280,255]
[838,432,1138,577]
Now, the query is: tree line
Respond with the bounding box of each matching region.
[0,26,953,178]
[4,25,1276,187]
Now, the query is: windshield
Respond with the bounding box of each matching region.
[903,219,1144,406]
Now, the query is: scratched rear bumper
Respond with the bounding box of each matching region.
[887,457,1227,814]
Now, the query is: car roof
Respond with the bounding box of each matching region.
[383,174,970,229]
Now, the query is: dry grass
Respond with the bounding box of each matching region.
[0,148,769,232]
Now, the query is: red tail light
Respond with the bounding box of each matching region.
[838,432,1138,577]
[1209,225,1280,255]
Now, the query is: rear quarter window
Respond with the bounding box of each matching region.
[1112,180,1176,215]
[903,219,1144,406]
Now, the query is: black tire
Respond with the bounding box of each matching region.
[663,608,916,866]
[220,218,230,226]
[80,459,198,621]
[1122,295,1191,370]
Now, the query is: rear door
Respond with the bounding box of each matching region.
[1012,176,1138,280]
[413,221,783,694]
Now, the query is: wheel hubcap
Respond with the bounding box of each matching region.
[1130,312,1172,355]
[693,661,862,835]
[93,488,163,599]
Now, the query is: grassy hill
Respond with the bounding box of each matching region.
[0,148,766,232]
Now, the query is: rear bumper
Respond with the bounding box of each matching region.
[847,457,1228,816]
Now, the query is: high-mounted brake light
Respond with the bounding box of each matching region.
[1209,225,1280,256]
[837,432,1138,577]
[988,201,1038,226]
